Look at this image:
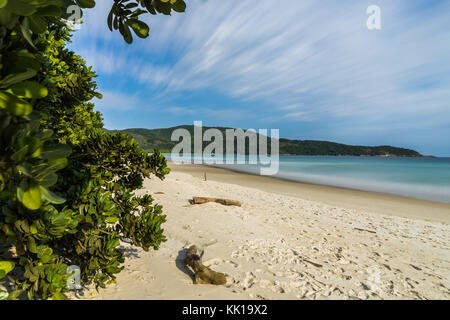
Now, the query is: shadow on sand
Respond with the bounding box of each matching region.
[175,248,195,283]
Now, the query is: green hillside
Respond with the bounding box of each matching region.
[110,126,423,157]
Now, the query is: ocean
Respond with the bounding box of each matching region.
[166,155,450,204]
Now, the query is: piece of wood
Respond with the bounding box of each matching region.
[185,245,227,285]
[302,258,323,268]
[192,197,242,207]
[354,228,376,234]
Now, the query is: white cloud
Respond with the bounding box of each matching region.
[71,0,450,154]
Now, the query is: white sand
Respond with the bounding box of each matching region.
[74,165,450,300]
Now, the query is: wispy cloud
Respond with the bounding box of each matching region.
[70,0,450,155]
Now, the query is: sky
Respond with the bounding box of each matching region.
[69,0,450,156]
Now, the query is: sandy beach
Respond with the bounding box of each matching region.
[74,163,450,300]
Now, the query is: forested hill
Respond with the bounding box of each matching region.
[110,126,423,157]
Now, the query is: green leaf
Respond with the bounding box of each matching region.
[39,186,66,204]
[126,18,149,39]
[0,68,37,88]
[28,15,47,34]
[20,17,36,48]
[11,145,29,162]
[35,5,61,17]
[76,0,95,9]
[38,172,58,188]
[105,216,119,223]
[40,144,72,160]
[18,220,29,233]
[4,0,37,16]
[17,164,32,177]
[107,7,113,31]
[52,292,66,300]
[33,158,68,180]
[0,90,33,116]
[27,237,37,253]
[8,81,48,99]
[7,289,24,300]
[0,261,15,278]
[171,0,186,13]
[22,181,42,210]
[2,51,41,74]
[119,20,133,44]
[33,128,53,141]
[37,245,53,263]
[155,0,172,15]
[0,290,8,300]
[29,224,38,235]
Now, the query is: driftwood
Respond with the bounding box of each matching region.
[185,245,227,285]
[301,258,323,268]
[354,228,376,234]
[192,197,242,207]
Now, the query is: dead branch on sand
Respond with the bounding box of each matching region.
[184,245,227,285]
[191,197,241,207]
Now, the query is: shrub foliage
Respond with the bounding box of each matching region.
[0,0,185,299]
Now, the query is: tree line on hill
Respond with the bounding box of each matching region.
[114,126,423,157]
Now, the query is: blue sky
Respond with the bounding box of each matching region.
[70,0,450,156]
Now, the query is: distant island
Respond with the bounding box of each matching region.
[111,125,424,157]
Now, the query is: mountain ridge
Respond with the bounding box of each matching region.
[109,125,424,157]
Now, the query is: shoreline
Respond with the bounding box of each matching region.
[169,162,450,224]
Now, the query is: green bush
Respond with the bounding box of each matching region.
[0,0,185,300]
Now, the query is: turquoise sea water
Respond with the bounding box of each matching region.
[167,155,450,204]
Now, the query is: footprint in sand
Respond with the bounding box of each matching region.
[257,279,285,294]
[225,260,239,268]
[256,268,275,276]
[203,258,223,267]
[236,272,256,290]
